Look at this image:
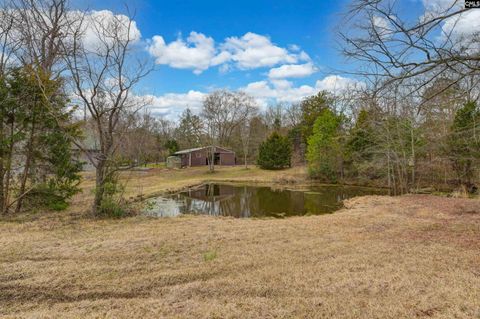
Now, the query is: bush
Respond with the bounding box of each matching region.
[98,197,127,218]
[257,132,292,169]
[94,180,129,218]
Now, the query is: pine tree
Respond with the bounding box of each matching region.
[447,101,480,189]
[257,132,292,169]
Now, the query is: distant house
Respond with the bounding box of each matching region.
[72,147,100,171]
[72,124,101,171]
[172,146,236,168]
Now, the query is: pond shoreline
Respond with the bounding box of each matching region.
[141,182,389,218]
[130,176,391,203]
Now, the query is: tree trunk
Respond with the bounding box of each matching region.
[15,113,36,214]
[93,158,106,215]
[2,121,15,215]
[244,152,247,169]
[410,125,416,190]
[0,119,4,215]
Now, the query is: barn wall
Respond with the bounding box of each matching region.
[181,154,188,167]
[190,150,208,166]
[220,153,235,165]
[177,148,235,167]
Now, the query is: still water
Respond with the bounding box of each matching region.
[143,183,387,218]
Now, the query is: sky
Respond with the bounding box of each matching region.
[68,0,474,119]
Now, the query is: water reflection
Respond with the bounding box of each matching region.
[144,183,387,218]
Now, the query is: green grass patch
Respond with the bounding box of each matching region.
[203,250,217,262]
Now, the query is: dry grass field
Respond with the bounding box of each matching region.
[1,166,479,318]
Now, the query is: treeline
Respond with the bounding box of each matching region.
[304,82,479,194]
[114,90,302,169]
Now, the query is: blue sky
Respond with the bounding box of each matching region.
[70,0,431,118]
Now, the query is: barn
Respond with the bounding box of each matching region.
[173,146,236,168]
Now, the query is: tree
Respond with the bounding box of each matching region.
[307,109,344,182]
[239,118,252,169]
[164,139,179,156]
[300,91,332,141]
[257,132,292,170]
[0,0,84,214]
[341,0,480,105]
[347,109,376,161]
[175,108,204,149]
[0,66,81,214]
[447,101,480,189]
[202,90,256,171]
[65,9,152,215]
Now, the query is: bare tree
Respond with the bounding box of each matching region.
[64,9,152,214]
[202,90,256,171]
[239,110,257,169]
[340,0,479,108]
[11,0,74,75]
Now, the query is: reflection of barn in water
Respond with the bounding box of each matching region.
[179,183,249,217]
[177,183,308,218]
[186,184,235,200]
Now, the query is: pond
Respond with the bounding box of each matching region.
[143,183,387,218]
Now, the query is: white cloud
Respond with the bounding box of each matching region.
[268,63,317,79]
[142,75,363,118]
[315,75,363,93]
[147,32,228,74]
[420,0,478,37]
[78,10,141,51]
[441,9,480,40]
[145,90,206,118]
[421,0,461,20]
[242,75,363,107]
[241,79,315,107]
[372,16,393,38]
[221,32,310,69]
[420,0,480,51]
[147,31,311,73]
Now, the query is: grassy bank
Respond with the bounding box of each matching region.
[78,165,308,204]
[0,195,479,318]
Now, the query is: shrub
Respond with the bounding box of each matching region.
[94,180,129,218]
[257,132,292,169]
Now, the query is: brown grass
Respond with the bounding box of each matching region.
[1,167,479,318]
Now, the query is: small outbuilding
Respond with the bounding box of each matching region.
[173,146,236,168]
[166,156,182,169]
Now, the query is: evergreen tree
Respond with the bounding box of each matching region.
[165,139,179,155]
[300,91,333,142]
[447,101,480,188]
[347,109,375,160]
[0,67,81,213]
[307,108,343,182]
[257,132,292,169]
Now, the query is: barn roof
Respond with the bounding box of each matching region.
[174,146,234,155]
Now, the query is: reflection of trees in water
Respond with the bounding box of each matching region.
[251,187,305,217]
